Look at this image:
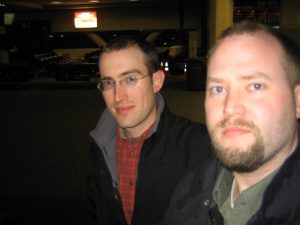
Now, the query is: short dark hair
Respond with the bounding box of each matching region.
[99,35,160,75]
[208,20,300,86]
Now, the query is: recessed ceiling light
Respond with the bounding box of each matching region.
[89,0,100,2]
[50,1,62,4]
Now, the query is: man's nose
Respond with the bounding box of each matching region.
[114,81,127,102]
[223,89,246,116]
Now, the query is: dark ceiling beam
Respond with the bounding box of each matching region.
[1,0,174,11]
[4,1,43,9]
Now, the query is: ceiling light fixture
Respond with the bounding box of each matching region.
[50,1,62,4]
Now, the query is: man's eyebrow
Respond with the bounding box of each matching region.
[99,75,112,80]
[100,69,143,79]
[120,69,143,76]
[239,72,272,81]
[206,76,225,83]
[206,72,272,83]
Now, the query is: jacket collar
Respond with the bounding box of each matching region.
[90,93,165,150]
[252,145,300,224]
[177,128,300,225]
[89,93,165,187]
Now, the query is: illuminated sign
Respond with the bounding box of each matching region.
[74,11,97,28]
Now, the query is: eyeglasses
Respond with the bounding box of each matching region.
[97,73,150,92]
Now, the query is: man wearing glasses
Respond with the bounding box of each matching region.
[86,36,211,225]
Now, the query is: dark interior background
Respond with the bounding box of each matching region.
[0,86,105,225]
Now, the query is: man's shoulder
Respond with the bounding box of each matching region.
[175,157,220,194]
[162,107,208,134]
[159,112,210,149]
[165,157,220,222]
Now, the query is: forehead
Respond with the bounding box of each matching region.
[213,32,282,60]
[100,46,144,64]
[207,33,285,78]
[99,46,147,77]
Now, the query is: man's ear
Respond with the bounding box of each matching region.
[294,84,300,118]
[152,70,165,93]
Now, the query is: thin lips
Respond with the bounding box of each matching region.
[222,126,251,135]
[224,125,250,130]
[115,105,133,113]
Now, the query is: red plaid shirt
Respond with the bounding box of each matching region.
[116,125,153,225]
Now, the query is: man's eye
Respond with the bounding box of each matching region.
[126,75,137,83]
[102,80,114,86]
[210,86,224,94]
[250,83,263,91]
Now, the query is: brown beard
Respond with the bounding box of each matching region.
[210,118,266,173]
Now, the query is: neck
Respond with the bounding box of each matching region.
[122,110,158,139]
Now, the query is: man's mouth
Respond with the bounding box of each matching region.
[222,126,251,138]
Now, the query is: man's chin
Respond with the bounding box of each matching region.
[217,140,253,153]
[117,120,136,129]
[221,162,262,173]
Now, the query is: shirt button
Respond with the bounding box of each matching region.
[129,180,134,186]
[130,151,136,157]
[202,199,210,206]
[128,210,133,216]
